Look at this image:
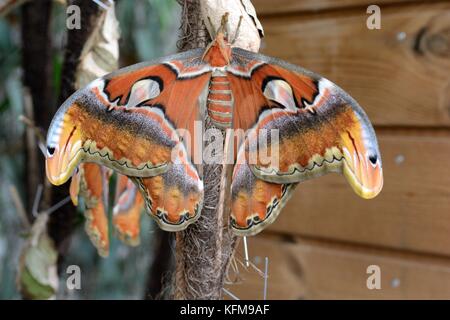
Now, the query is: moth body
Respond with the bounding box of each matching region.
[45,26,383,236]
[207,68,234,128]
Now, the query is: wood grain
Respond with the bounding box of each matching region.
[226,0,450,301]
[264,132,450,257]
[253,0,414,15]
[224,236,305,300]
[258,3,450,126]
[227,236,450,299]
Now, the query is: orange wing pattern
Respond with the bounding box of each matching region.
[70,166,145,255]
[231,149,297,235]
[70,163,111,256]
[113,174,144,246]
[46,49,209,232]
[228,48,383,235]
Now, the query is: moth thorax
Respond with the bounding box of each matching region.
[207,69,233,129]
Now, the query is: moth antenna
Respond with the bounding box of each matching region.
[232,15,244,44]
[218,12,230,39]
[225,17,231,40]
[207,16,217,38]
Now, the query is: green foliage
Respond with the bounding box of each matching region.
[116,0,180,62]
[0,19,20,83]
[20,268,55,299]
[0,15,26,299]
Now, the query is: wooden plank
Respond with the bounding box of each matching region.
[253,0,414,15]
[225,237,305,300]
[265,132,450,257]
[227,236,450,299]
[258,3,450,126]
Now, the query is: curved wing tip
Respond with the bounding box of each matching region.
[358,180,383,199]
[46,170,71,186]
[349,172,383,200]
[150,207,202,233]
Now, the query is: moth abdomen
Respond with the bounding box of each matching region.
[207,70,233,129]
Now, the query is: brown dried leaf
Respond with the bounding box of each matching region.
[75,2,120,88]
[200,0,263,52]
[17,213,59,300]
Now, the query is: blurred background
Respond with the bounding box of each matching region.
[1,0,450,299]
[0,0,180,299]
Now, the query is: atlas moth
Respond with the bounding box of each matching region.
[45,13,383,244]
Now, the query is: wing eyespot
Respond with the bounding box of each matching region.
[262,77,298,112]
[46,146,56,158]
[127,78,162,108]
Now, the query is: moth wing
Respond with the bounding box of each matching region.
[113,174,144,246]
[47,49,209,232]
[46,49,209,184]
[231,150,297,236]
[73,163,112,257]
[228,48,383,235]
[132,145,203,232]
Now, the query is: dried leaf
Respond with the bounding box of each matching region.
[75,2,120,88]
[17,213,59,300]
[240,0,264,37]
[200,0,263,52]
[0,0,29,17]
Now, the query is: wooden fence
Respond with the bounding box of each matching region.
[226,0,450,299]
